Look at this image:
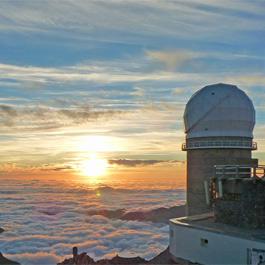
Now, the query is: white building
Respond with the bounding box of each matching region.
[170,213,265,265]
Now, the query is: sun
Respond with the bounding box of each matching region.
[80,155,108,178]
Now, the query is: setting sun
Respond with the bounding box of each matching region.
[80,155,108,178]
[2,1,265,264]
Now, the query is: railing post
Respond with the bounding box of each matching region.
[253,167,257,177]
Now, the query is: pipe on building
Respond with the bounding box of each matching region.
[204,180,210,205]
[218,179,223,198]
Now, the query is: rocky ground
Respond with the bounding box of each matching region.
[0,246,195,265]
[0,252,20,265]
[58,246,196,265]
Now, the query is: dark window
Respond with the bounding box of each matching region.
[200,238,208,247]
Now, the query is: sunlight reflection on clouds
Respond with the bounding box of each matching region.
[0,178,185,265]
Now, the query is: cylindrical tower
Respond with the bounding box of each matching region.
[183,83,256,216]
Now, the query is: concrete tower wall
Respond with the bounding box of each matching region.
[187,148,252,216]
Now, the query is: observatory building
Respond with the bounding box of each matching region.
[169,84,265,265]
[183,83,257,216]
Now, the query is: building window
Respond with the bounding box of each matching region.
[200,238,208,247]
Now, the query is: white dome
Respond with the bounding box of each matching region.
[184,83,255,139]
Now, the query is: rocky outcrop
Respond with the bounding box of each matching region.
[0,252,20,265]
[87,205,186,224]
[101,255,147,264]
[58,252,95,265]
[148,247,199,264]
[87,209,126,220]
[57,247,147,265]
[0,228,4,234]
[148,247,175,264]
[121,205,185,223]
[57,246,199,265]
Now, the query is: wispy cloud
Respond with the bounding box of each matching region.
[109,159,164,167]
[0,0,264,44]
[0,103,125,131]
[0,63,196,84]
[109,159,183,167]
[1,60,264,89]
[146,50,201,70]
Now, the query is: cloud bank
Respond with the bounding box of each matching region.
[0,178,185,265]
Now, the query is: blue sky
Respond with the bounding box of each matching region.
[0,0,265,176]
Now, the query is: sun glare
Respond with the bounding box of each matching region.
[77,136,117,153]
[80,155,108,178]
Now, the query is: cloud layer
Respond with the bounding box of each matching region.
[0,178,185,265]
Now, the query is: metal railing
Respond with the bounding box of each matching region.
[214,165,265,179]
[204,164,265,204]
[182,140,257,151]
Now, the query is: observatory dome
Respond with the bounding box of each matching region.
[184,83,255,139]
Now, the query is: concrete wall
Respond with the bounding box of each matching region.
[169,222,265,265]
[186,148,252,216]
[215,179,265,229]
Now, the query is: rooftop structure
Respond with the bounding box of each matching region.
[182,83,257,215]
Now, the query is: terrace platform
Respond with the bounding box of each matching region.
[169,213,265,265]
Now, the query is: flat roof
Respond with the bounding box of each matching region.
[170,212,265,243]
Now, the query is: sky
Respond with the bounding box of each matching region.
[0,0,265,182]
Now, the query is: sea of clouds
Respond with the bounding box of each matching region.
[0,178,185,265]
